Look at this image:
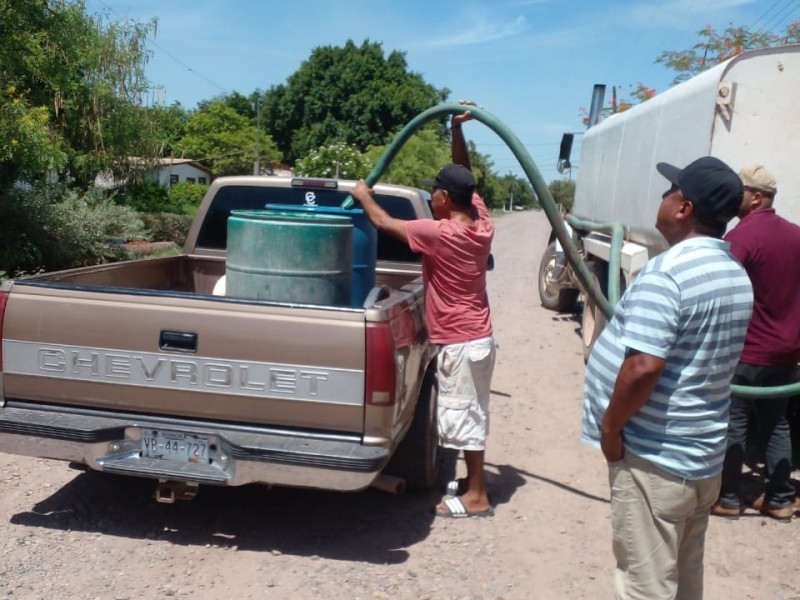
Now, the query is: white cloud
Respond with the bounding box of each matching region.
[416,15,528,48]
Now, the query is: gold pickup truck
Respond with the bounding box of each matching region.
[0,176,439,499]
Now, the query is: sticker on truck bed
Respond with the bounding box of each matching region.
[2,340,363,405]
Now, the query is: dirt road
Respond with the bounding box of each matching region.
[1,209,798,599]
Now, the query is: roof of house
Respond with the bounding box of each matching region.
[149,157,212,174]
[119,156,211,174]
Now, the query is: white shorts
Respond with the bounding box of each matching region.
[436,335,497,451]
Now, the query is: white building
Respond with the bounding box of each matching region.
[95,158,213,190]
[150,158,212,186]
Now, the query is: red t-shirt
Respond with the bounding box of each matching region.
[405,193,494,344]
[724,208,800,365]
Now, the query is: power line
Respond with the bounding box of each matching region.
[144,38,227,96]
[751,0,791,29]
[91,0,227,100]
[762,0,800,33]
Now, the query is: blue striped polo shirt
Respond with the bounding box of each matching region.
[582,236,753,480]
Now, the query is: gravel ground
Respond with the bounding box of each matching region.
[1,209,798,600]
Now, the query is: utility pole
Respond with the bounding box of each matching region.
[253,96,261,175]
[507,173,514,212]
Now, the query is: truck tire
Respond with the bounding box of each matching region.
[582,261,626,362]
[385,370,439,491]
[538,241,579,312]
[581,263,608,363]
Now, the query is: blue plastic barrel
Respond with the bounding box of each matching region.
[266,204,377,308]
[226,210,353,306]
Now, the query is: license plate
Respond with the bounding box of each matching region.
[141,429,209,463]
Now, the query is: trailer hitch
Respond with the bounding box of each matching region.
[154,480,199,503]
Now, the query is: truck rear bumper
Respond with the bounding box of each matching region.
[0,403,389,491]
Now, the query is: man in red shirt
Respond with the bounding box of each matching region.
[713,164,800,521]
[352,110,496,518]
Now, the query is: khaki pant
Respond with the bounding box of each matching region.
[608,452,720,600]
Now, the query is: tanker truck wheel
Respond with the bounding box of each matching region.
[385,370,439,491]
[582,261,608,362]
[581,261,626,362]
[538,242,579,312]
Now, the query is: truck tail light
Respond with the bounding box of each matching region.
[0,291,8,371]
[366,322,396,406]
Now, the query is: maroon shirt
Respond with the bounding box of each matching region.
[724,208,800,365]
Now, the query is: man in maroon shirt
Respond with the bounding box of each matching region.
[713,164,800,521]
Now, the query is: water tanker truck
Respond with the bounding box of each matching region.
[539,45,800,360]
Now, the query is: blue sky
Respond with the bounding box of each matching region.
[85,0,797,183]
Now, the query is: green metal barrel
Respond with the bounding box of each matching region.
[226,210,353,306]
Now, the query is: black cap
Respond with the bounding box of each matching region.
[421,164,476,200]
[656,157,743,223]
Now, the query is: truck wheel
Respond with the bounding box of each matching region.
[538,241,579,312]
[582,261,626,362]
[385,370,439,492]
[582,297,606,363]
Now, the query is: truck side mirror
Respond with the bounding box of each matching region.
[557,133,574,174]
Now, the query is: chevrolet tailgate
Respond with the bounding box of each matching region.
[1,282,366,433]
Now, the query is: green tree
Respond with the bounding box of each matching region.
[467,141,504,209]
[147,102,190,157]
[548,179,575,212]
[0,0,163,189]
[364,127,509,209]
[656,23,800,84]
[364,127,451,187]
[0,84,66,188]
[176,101,281,177]
[578,22,800,127]
[493,173,535,210]
[0,0,175,273]
[199,90,258,120]
[229,91,259,120]
[295,142,372,179]
[262,39,448,164]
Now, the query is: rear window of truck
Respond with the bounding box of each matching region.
[196,185,423,263]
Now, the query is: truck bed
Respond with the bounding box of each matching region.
[21,254,421,299]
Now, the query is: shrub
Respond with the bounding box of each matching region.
[168,181,207,216]
[141,213,193,245]
[295,142,372,179]
[0,186,49,273]
[0,183,149,274]
[123,181,173,213]
[43,187,150,269]
[122,181,207,216]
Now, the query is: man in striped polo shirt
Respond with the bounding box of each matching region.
[582,156,754,600]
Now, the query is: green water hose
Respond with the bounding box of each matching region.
[340,102,799,401]
[731,381,799,399]
[340,102,610,319]
[565,215,623,310]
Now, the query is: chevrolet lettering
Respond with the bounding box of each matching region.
[3,341,359,405]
